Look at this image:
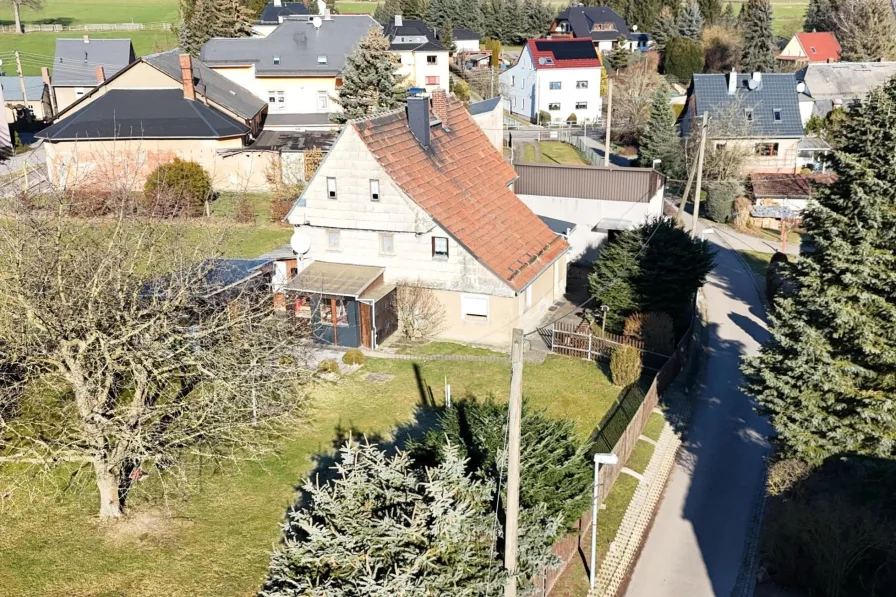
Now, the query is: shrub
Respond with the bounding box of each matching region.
[317,359,339,373]
[610,344,642,386]
[706,181,740,223]
[453,80,471,102]
[234,196,256,223]
[342,349,365,365]
[395,282,446,342]
[643,312,675,355]
[623,313,645,338]
[766,458,811,496]
[733,195,754,230]
[664,37,705,83]
[143,158,212,217]
[537,110,551,125]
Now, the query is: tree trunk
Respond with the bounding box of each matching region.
[13,3,22,34]
[94,461,124,519]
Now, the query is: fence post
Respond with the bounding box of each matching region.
[587,332,593,361]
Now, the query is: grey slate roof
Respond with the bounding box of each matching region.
[382,18,446,51]
[453,28,480,41]
[798,62,896,103]
[0,76,45,102]
[554,6,646,42]
[469,96,501,116]
[52,38,135,86]
[258,1,309,23]
[681,73,804,138]
[143,49,266,120]
[201,16,378,76]
[36,89,248,141]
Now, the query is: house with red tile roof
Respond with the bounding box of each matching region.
[500,38,603,124]
[777,32,841,65]
[282,90,570,346]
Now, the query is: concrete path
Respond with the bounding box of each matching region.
[623,220,773,597]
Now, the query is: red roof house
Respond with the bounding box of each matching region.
[525,37,603,69]
[777,32,841,64]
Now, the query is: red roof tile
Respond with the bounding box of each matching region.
[527,37,602,70]
[353,98,568,292]
[796,32,841,63]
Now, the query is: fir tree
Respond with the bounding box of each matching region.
[440,18,457,52]
[721,1,737,27]
[212,0,253,38]
[740,0,776,72]
[480,0,500,40]
[638,85,681,176]
[628,0,662,32]
[427,0,460,32]
[804,0,833,32]
[307,0,319,15]
[743,79,896,463]
[607,36,635,70]
[262,441,511,595]
[676,1,704,41]
[498,0,524,44]
[374,0,401,24]
[401,0,427,20]
[529,0,555,37]
[698,0,722,26]
[333,29,405,123]
[178,0,251,56]
[653,6,677,54]
[457,0,483,33]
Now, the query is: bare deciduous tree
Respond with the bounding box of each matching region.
[611,63,666,144]
[685,100,754,183]
[0,202,309,519]
[6,0,43,34]
[394,282,446,342]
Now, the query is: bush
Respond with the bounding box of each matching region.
[643,312,675,355]
[144,158,212,217]
[317,359,339,373]
[664,37,705,83]
[234,196,256,223]
[453,80,471,102]
[342,349,366,365]
[706,182,740,223]
[610,344,642,386]
[623,313,645,338]
[537,110,551,125]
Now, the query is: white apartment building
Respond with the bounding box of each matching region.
[382,16,449,92]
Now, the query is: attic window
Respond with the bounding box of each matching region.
[273,56,280,64]
[774,109,782,122]
[744,108,754,122]
[317,55,327,64]
[544,58,553,65]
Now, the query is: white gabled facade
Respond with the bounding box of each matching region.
[393,48,450,92]
[500,43,603,124]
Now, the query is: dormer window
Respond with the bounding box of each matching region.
[273,56,280,64]
[317,55,327,64]
[774,109,782,122]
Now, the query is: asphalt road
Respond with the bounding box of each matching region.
[624,228,773,597]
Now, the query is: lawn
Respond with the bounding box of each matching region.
[0,29,179,75]
[625,439,655,475]
[394,340,506,357]
[642,411,665,442]
[523,142,537,163]
[0,353,621,596]
[539,141,589,166]
[0,0,178,26]
[336,1,377,13]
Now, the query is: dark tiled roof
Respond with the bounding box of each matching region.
[36,89,249,140]
[527,38,601,69]
[52,38,135,86]
[555,6,632,42]
[469,96,501,116]
[258,1,309,23]
[352,98,568,291]
[682,73,804,138]
[751,173,836,198]
[382,18,446,51]
[143,50,266,120]
[453,28,480,41]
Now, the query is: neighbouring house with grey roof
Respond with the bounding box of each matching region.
[469,96,502,150]
[549,6,651,53]
[201,15,378,128]
[0,76,52,123]
[252,0,311,37]
[680,71,805,174]
[796,61,896,125]
[51,36,135,113]
[37,51,284,193]
[382,16,449,92]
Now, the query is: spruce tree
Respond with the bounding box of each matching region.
[498,0,524,44]
[698,0,722,26]
[400,0,427,20]
[212,0,253,38]
[374,0,401,24]
[530,0,555,37]
[262,441,509,595]
[426,0,460,32]
[307,0,319,15]
[721,1,737,27]
[638,85,680,176]
[804,0,833,32]
[676,1,704,41]
[440,18,457,52]
[740,0,776,72]
[457,0,484,33]
[653,6,677,54]
[178,0,212,56]
[607,37,635,70]
[628,0,662,32]
[743,79,896,463]
[333,29,405,123]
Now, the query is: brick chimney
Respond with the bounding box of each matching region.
[95,65,105,84]
[179,54,195,101]
[431,89,448,127]
[83,34,89,43]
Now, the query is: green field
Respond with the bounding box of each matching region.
[0,0,178,26]
[336,1,377,13]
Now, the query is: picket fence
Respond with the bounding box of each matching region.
[0,22,174,34]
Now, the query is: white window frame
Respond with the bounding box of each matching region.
[461,293,489,322]
[326,177,337,199]
[317,55,327,64]
[576,80,588,89]
[432,236,449,259]
[379,233,395,255]
[549,81,561,90]
[326,229,340,251]
[773,108,782,121]
[317,90,328,112]
[426,54,437,65]
[575,101,588,109]
[369,179,380,201]
[268,90,285,109]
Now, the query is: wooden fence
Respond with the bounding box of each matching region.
[0,22,174,34]
[533,307,698,595]
[550,321,668,370]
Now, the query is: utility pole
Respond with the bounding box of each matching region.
[504,328,525,597]
[675,155,698,225]
[15,50,28,117]
[603,77,613,167]
[690,112,709,238]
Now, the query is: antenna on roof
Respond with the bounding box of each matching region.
[311,16,322,29]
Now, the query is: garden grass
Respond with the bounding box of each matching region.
[393,341,505,357]
[336,1,377,13]
[538,141,589,166]
[523,142,537,163]
[625,439,655,475]
[642,411,665,442]
[0,353,620,596]
[0,0,178,27]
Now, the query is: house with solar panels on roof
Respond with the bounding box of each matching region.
[548,6,652,54]
[679,71,806,173]
[500,37,603,124]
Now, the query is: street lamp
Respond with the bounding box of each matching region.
[589,452,619,593]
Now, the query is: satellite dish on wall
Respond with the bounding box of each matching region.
[796,82,806,93]
[538,57,547,65]
[311,16,322,29]
[290,229,311,255]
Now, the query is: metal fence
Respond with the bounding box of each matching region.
[0,22,174,33]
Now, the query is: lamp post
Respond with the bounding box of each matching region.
[600,304,610,337]
[590,452,619,594]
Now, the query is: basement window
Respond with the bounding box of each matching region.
[548,102,560,111]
